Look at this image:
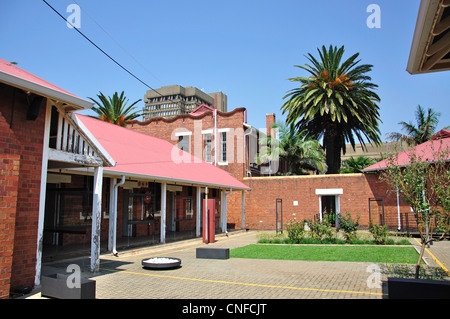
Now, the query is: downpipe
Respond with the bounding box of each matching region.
[112,176,126,256]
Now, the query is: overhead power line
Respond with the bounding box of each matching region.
[71,0,165,86]
[42,0,162,96]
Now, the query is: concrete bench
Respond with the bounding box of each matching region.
[196,247,229,259]
[41,273,96,299]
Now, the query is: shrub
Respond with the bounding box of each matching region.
[305,219,334,241]
[285,219,305,243]
[339,212,360,242]
[369,222,389,245]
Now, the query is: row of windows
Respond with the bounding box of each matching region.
[147,95,210,104]
[145,103,180,111]
[146,110,179,118]
[144,103,206,116]
[178,132,227,163]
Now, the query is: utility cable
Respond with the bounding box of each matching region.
[42,0,162,96]
[71,0,165,86]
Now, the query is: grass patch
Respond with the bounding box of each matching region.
[230,244,419,264]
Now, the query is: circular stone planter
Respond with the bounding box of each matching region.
[141,257,181,270]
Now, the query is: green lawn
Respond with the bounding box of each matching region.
[230,244,419,264]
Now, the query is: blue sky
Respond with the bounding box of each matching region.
[1,0,449,142]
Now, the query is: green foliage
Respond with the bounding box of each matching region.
[369,222,389,245]
[285,219,305,243]
[386,105,448,147]
[88,91,141,127]
[306,219,334,241]
[380,145,450,278]
[273,122,326,174]
[340,155,376,173]
[339,212,360,242]
[381,264,447,280]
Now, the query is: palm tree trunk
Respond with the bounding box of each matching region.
[323,129,341,174]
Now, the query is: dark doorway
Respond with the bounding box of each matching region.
[321,195,336,226]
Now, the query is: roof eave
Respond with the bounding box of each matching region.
[407,0,444,74]
[0,70,93,111]
[73,167,251,190]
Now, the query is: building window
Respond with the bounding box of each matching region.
[221,132,227,163]
[178,135,190,152]
[204,133,212,163]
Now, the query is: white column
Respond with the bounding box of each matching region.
[205,187,209,242]
[223,189,232,233]
[220,190,224,232]
[35,103,51,286]
[90,166,103,273]
[318,195,323,222]
[196,186,201,237]
[396,186,402,231]
[335,195,340,230]
[160,182,167,244]
[108,178,116,252]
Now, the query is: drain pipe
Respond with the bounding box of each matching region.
[244,125,254,177]
[396,185,402,231]
[112,176,126,256]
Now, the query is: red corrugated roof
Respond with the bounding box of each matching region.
[364,130,450,172]
[0,58,92,109]
[0,58,76,96]
[76,114,250,190]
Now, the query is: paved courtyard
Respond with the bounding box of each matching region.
[34,230,397,300]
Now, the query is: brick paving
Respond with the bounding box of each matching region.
[25,230,450,301]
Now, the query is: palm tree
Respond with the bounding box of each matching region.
[281,45,382,174]
[275,122,326,174]
[88,91,141,127]
[386,105,447,147]
[256,122,326,175]
[255,135,282,176]
[340,155,376,173]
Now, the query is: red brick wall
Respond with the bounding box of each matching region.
[238,173,416,231]
[0,153,20,299]
[0,84,46,294]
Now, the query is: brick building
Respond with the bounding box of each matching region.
[128,104,280,228]
[0,59,248,298]
[0,58,113,298]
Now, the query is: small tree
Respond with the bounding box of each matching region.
[380,143,450,278]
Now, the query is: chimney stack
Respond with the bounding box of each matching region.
[266,113,276,137]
